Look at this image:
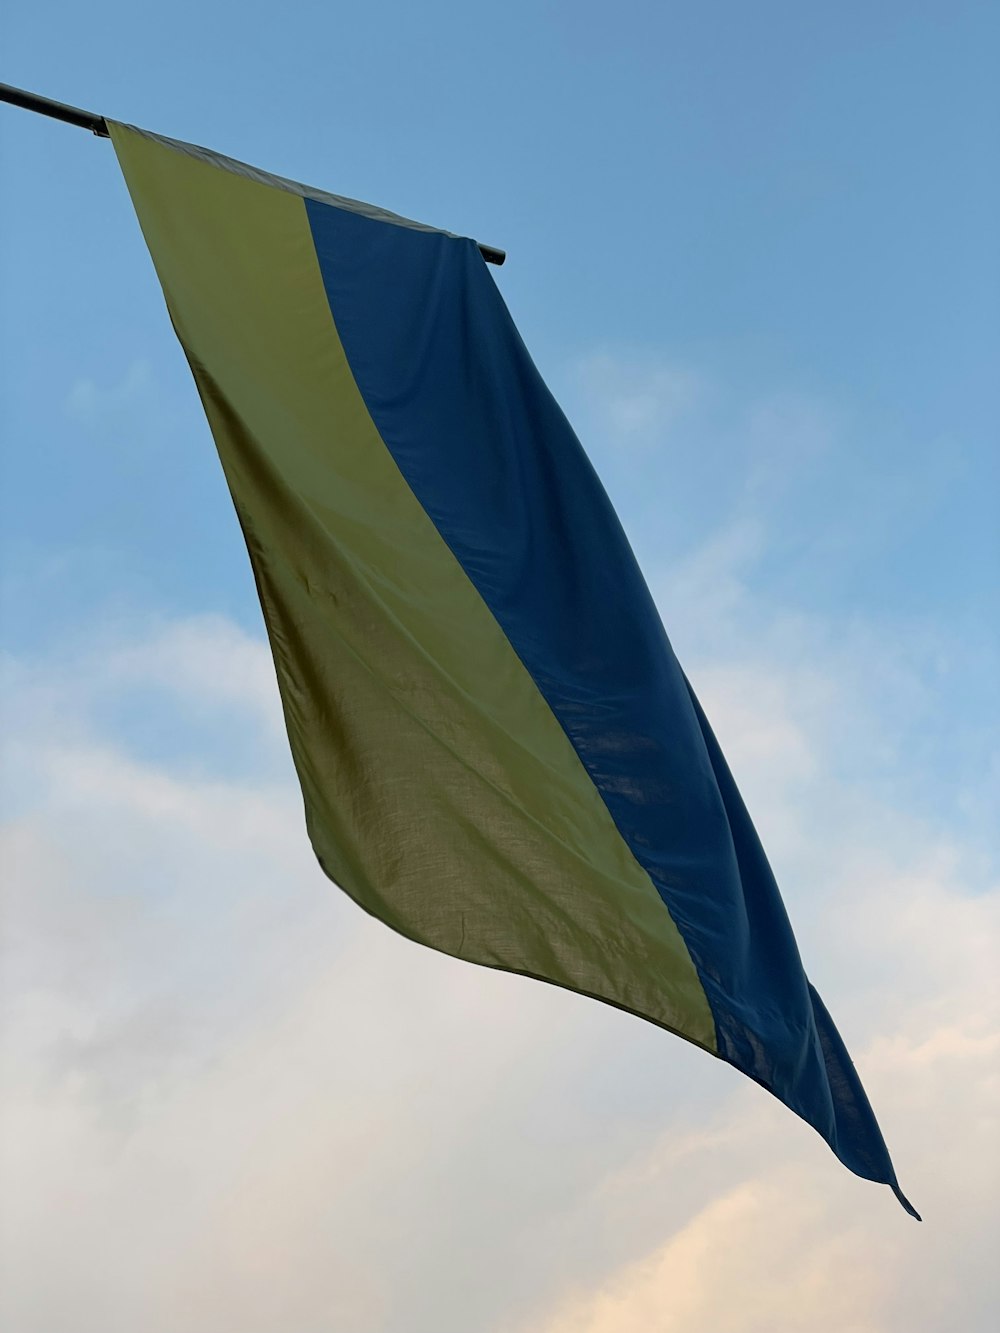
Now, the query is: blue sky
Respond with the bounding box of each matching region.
[1,3,998,1330]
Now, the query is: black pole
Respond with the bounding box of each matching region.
[0,81,109,136]
[0,81,506,266]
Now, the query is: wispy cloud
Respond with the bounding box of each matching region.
[573,352,705,451]
[64,359,168,455]
[66,360,155,426]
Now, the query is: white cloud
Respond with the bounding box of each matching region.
[1,569,997,1332]
[102,614,285,733]
[525,1178,894,1333]
[508,519,999,1333]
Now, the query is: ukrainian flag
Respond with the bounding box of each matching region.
[111,121,916,1216]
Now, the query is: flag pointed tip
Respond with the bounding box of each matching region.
[893,1183,922,1221]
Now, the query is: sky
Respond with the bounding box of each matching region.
[1,2,998,1330]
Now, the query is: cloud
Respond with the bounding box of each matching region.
[519,852,999,1333]
[1,567,997,1331]
[740,391,837,497]
[525,1179,893,1333]
[573,353,704,451]
[64,360,165,454]
[1,613,291,812]
[563,351,839,513]
[104,613,279,704]
[509,516,999,1333]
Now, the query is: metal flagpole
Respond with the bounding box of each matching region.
[0,82,109,136]
[0,81,507,266]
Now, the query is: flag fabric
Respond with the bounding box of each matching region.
[110,120,916,1216]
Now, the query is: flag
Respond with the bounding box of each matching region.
[110,120,916,1216]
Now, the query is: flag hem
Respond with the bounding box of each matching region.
[107,119,463,243]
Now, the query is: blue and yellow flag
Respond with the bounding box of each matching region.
[111,121,916,1216]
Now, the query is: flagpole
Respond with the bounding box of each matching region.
[0,81,506,265]
[0,82,109,136]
